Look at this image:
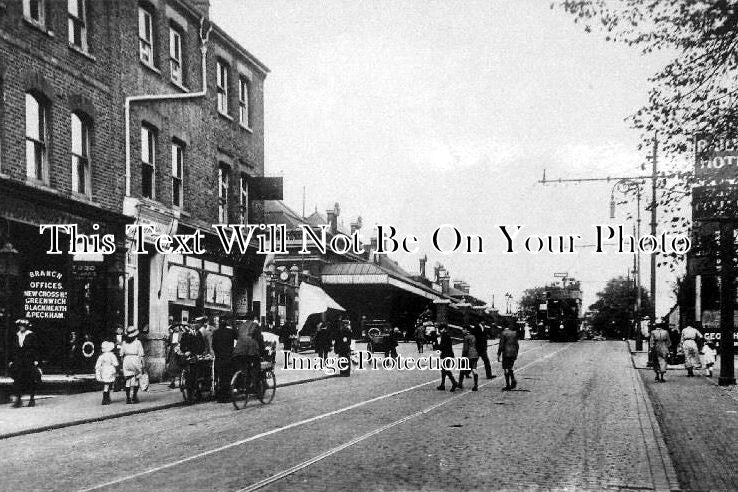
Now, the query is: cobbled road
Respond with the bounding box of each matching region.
[0,341,675,491]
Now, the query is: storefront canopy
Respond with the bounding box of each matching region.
[321,262,445,302]
[297,283,345,333]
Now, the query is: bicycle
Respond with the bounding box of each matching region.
[230,357,276,409]
[180,355,213,403]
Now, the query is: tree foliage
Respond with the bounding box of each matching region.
[518,280,582,327]
[555,1,738,270]
[588,276,653,338]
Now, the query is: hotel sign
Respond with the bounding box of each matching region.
[695,135,738,178]
[693,135,738,221]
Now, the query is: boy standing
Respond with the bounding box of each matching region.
[498,325,519,391]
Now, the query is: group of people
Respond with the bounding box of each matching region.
[312,321,354,376]
[165,314,272,402]
[649,323,718,382]
[94,325,145,405]
[432,322,519,393]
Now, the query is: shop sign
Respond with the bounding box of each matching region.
[701,309,738,346]
[692,184,738,221]
[695,135,738,179]
[23,270,68,320]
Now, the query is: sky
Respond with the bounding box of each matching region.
[211,0,683,315]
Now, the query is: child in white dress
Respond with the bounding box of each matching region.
[701,342,717,377]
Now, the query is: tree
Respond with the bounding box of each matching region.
[518,279,582,328]
[588,276,653,339]
[555,1,738,269]
[519,284,558,328]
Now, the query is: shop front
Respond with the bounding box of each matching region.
[0,181,127,375]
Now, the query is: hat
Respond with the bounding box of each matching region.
[15,319,31,327]
[125,326,139,338]
[101,341,115,353]
[194,316,208,323]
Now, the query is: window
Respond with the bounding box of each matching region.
[71,113,91,195]
[218,163,229,223]
[169,26,183,84]
[141,125,156,199]
[68,0,87,51]
[171,141,183,208]
[239,173,249,224]
[25,93,48,182]
[138,6,154,65]
[216,60,229,114]
[238,77,250,127]
[23,0,44,25]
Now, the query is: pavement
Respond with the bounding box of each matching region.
[0,340,680,491]
[0,348,338,440]
[629,340,738,490]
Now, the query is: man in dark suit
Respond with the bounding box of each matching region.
[498,324,520,391]
[471,324,493,379]
[9,319,40,407]
[435,324,458,392]
[212,320,236,402]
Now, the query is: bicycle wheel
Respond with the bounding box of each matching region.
[258,369,276,404]
[230,370,249,410]
[180,369,194,403]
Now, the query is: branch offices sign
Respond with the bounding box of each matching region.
[23,270,68,320]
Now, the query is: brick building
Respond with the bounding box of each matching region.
[0,0,279,377]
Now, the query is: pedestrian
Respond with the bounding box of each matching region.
[385,327,401,359]
[435,324,458,392]
[680,324,704,377]
[471,323,493,379]
[198,316,215,357]
[314,322,331,361]
[426,323,439,350]
[212,320,236,402]
[701,341,717,377]
[668,325,680,361]
[458,325,479,391]
[333,322,353,376]
[179,321,207,391]
[66,331,78,376]
[166,321,183,388]
[8,319,40,408]
[649,323,671,382]
[120,326,144,404]
[498,324,519,391]
[95,341,118,405]
[233,315,265,391]
[414,323,426,353]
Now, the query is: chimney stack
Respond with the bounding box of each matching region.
[350,216,363,235]
[326,202,340,234]
[419,255,427,279]
[188,0,210,17]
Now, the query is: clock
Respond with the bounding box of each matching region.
[279,271,290,282]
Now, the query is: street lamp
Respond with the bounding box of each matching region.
[0,238,20,376]
[610,178,645,351]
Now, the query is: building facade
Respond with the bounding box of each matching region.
[0,0,277,377]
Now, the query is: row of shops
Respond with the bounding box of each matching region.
[0,191,498,377]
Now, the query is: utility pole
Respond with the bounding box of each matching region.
[540,163,680,349]
[649,133,658,329]
[719,220,736,385]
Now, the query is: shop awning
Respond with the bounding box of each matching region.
[321,262,445,302]
[297,283,345,333]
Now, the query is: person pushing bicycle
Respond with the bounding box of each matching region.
[232,315,265,392]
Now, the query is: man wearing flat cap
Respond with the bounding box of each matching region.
[9,319,40,407]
